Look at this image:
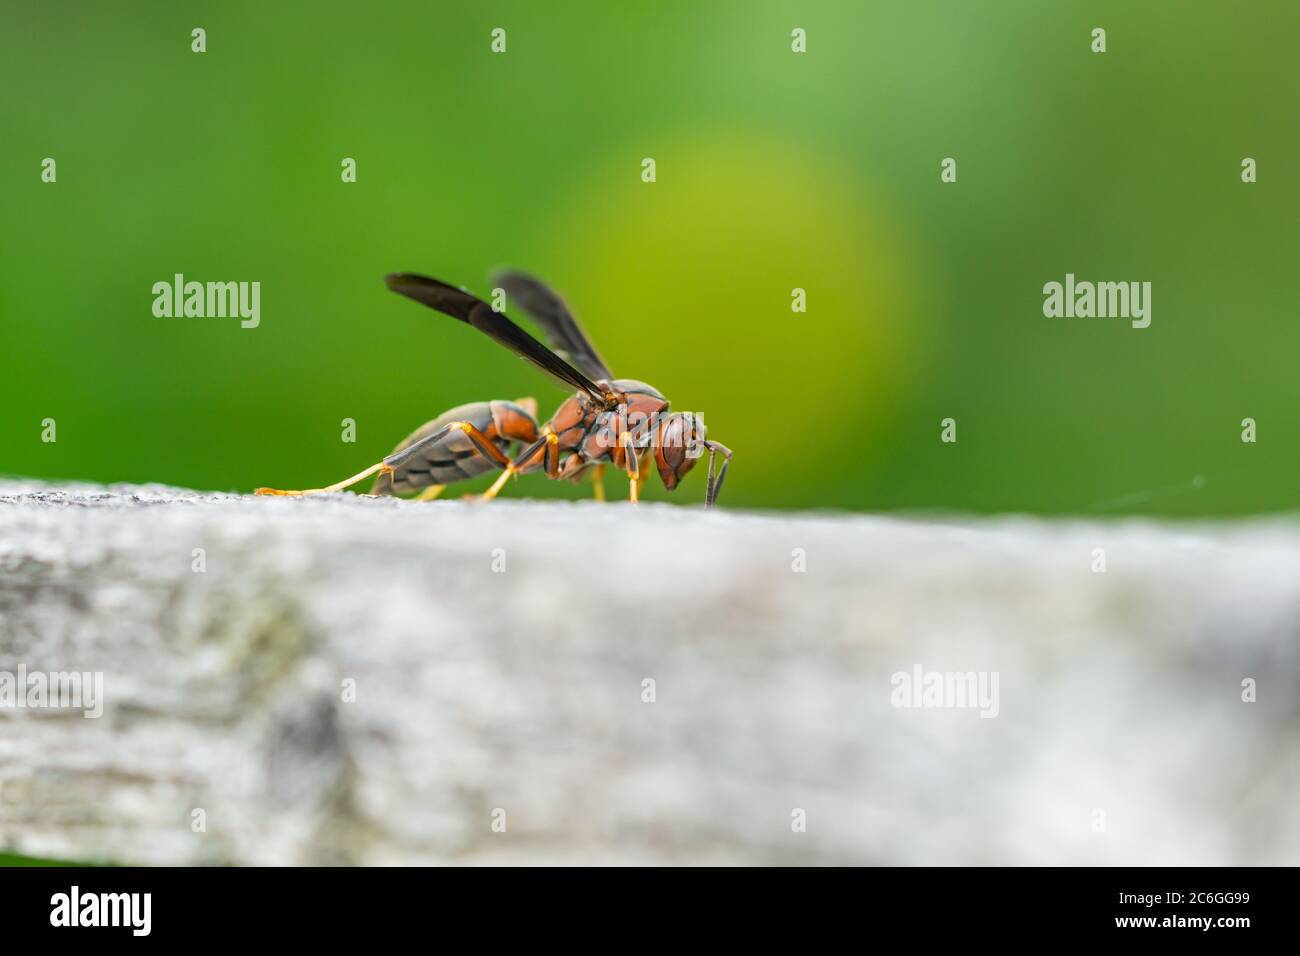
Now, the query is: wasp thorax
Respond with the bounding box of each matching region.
[592,380,626,411]
[655,412,706,490]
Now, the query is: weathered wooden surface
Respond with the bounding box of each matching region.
[0,480,1297,865]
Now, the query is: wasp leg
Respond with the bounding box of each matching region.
[591,464,606,502]
[258,420,509,497]
[619,431,641,504]
[256,460,395,496]
[477,469,513,501]
[703,440,733,508]
[415,484,445,501]
[477,430,560,502]
[635,452,654,500]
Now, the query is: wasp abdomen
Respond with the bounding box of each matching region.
[373,400,538,494]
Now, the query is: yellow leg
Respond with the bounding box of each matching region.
[478,467,514,502]
[620,431,640,504]
[591,464,606,502]
[635,454,653,500]
[257,462,394,496]
[416,484,445,501]
[474,431,557,503]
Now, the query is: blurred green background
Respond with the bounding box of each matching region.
[2,0,1296,515]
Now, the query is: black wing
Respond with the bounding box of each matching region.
[492,270,614,382]
[384,273,605,401]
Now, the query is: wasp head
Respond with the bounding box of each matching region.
[654,412,706,490]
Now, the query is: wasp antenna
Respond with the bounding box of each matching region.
[703,440,733,508]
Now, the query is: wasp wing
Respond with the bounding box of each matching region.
[492,270,614,382]
[385,273,605,401]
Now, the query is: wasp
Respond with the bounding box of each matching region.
[256,272,732,506]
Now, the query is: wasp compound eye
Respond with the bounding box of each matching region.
[655,413,703,490]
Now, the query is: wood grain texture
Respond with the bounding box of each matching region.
[1,481,1297,865]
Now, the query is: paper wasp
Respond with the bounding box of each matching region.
[256,272,732,506]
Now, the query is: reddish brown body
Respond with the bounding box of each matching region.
[256,270,731,506]
[530,379,668,475]
[380,378,704,497]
